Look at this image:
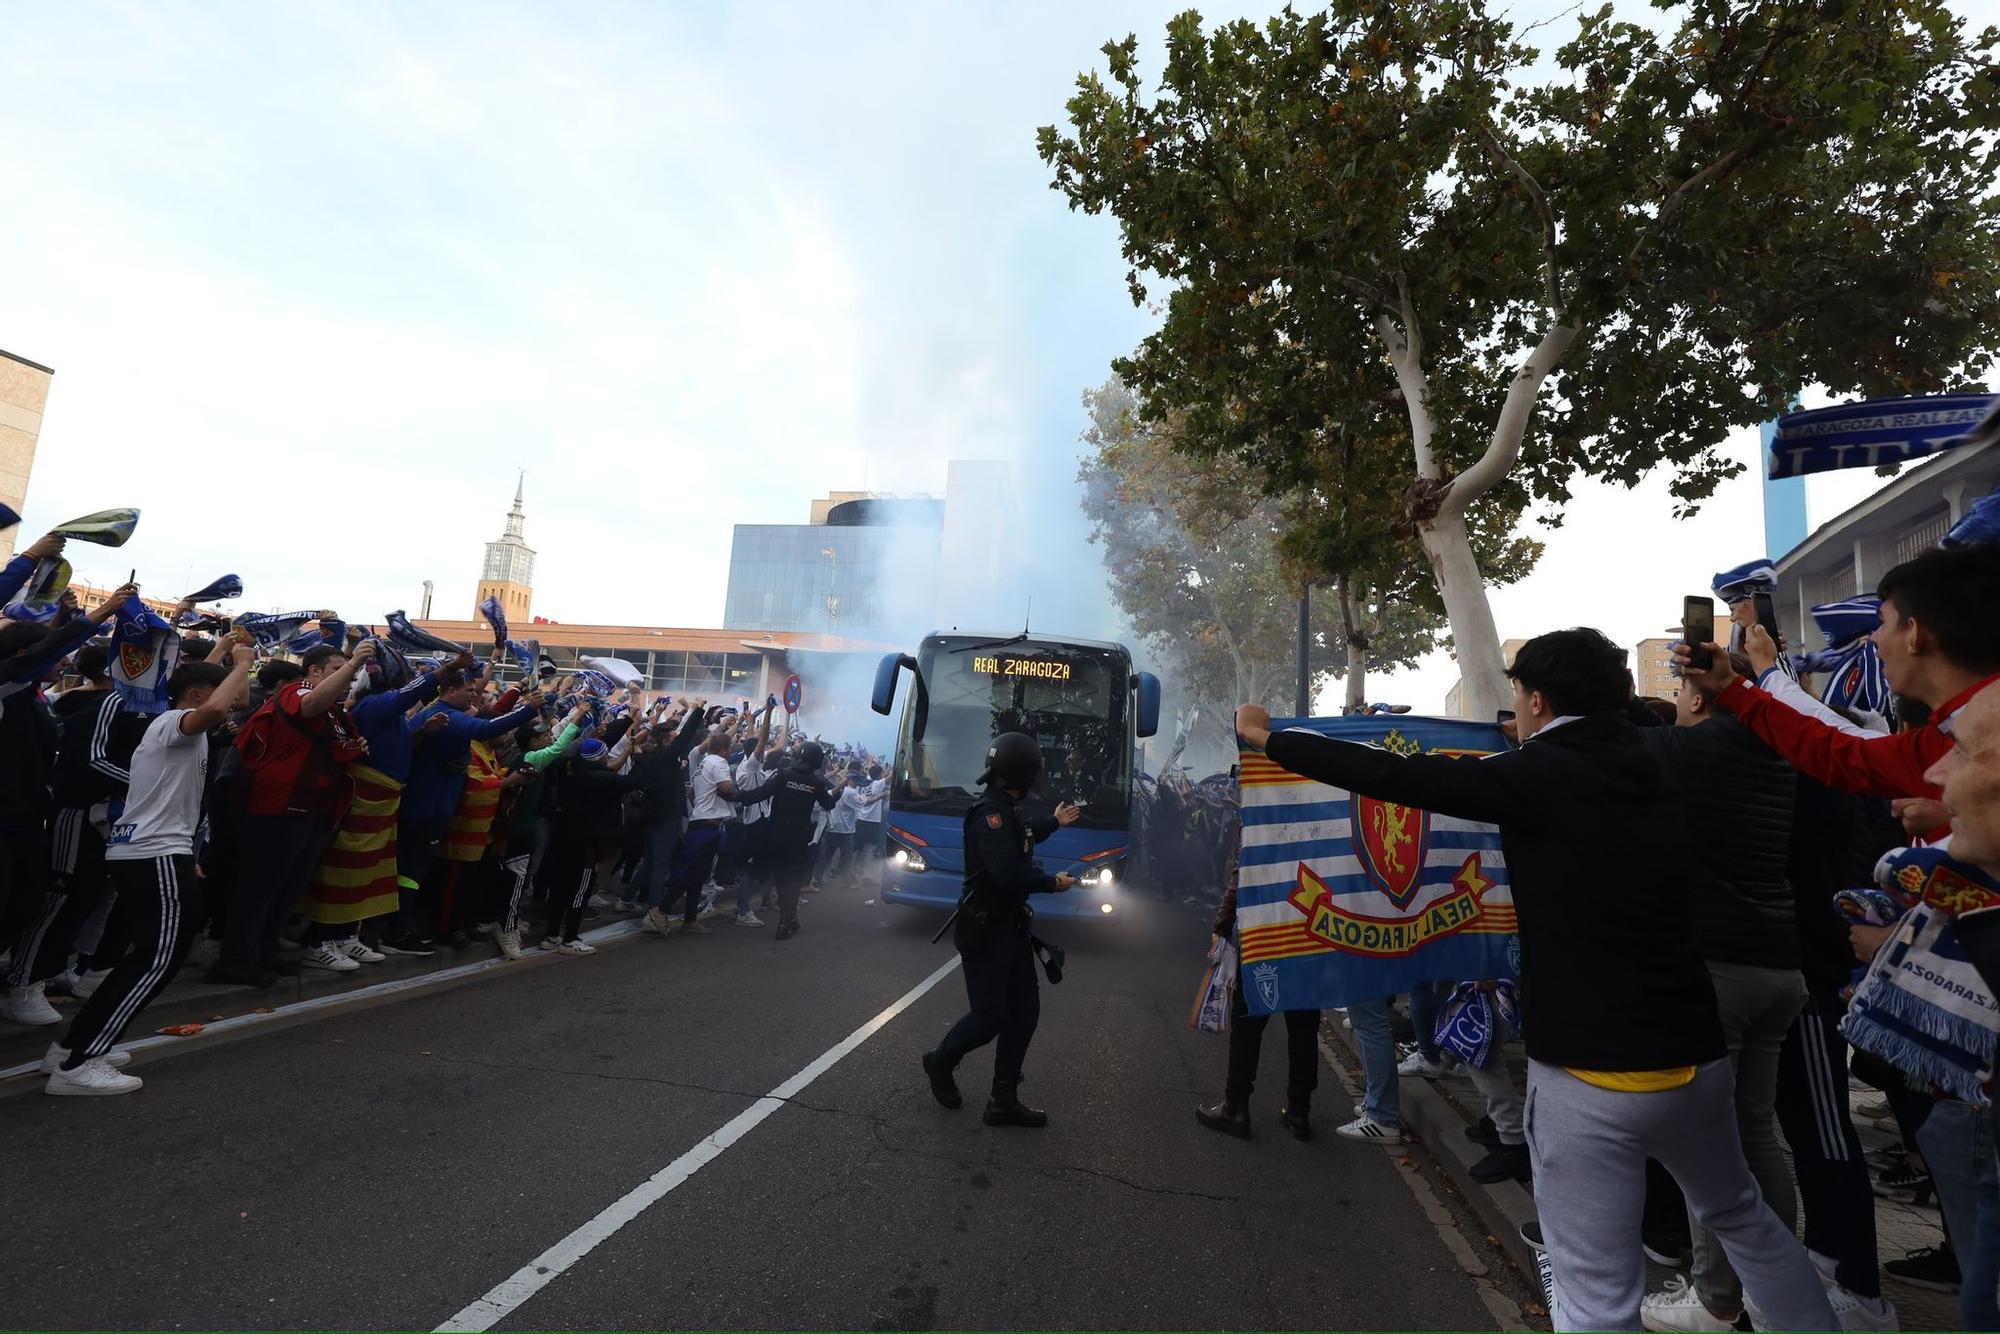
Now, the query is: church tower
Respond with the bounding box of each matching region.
[475,473,535,621]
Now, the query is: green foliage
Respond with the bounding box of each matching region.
[1041,0,2000,520]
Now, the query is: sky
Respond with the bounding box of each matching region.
[0,0,1964,714]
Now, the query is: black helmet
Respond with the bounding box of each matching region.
[979,732,1043,791]
[798,741,826,771]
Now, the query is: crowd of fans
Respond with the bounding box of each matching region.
[1225,514,2000,1334]
[0,524,888,1099]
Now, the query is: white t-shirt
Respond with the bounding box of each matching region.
[688,751,735,821]
[858,777,886,824]
[735,754,770,823]
[826,784,867,836]
[107,710,207,861]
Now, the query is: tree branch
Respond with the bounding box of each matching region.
[1443,320,1580,512]
[1474,124,1564,316]
[1623,142,1755,278]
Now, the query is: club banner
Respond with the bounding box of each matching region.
[1235,715,1519,1016]
[1767,393,1996,480]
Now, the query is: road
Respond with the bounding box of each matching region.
[4,883,1526,1331]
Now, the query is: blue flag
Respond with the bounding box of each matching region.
[1768,393,1996,480]
[109,595,182,716]
[1234,715,1518,1016]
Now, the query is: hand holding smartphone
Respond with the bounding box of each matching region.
[1682,595,1715,671]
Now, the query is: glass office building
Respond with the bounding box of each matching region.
[724,497,945,638]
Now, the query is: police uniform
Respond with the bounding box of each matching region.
[729,743,839,940]
[923,734,1064,1127]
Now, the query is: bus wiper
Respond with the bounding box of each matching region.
[949,630,1032,655]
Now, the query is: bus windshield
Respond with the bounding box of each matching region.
[893,637,1131,830]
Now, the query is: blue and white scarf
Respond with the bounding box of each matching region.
[477,594,509,650]
[1843,844,1999,1106]
[109,594,182,716]
[504,638,540,678]
[182,573,242,607]
[1943,490,2000,549]
[1789,597,1890,718]
[1711,558,1777,605]
[385,609,465,658]
[1432,980,1522,1069]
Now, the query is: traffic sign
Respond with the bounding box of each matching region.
[783,674,803,714]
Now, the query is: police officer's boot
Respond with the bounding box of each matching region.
[921,1049,962,1110]
[1195,1098,1252,1140]
[983,1080,1048,1129]
[1278,1094,1313,1142]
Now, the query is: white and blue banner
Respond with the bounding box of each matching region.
[1768,393,1997,480]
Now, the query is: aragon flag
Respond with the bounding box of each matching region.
[1234,714,1519,1016]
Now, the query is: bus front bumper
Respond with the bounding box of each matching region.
[879,877,1123,920]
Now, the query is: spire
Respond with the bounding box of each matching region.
[503,471,526,541]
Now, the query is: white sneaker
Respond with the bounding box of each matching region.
[642,908,672,935]
[188,938,221,970]
[339,938,386,964]
[1397,1050,1447,1078]
[555,939,596,956]
[734,913,765,927]
[70,967,113,999]
[1811,1253,1898,1331]
[1641,1276,1735,1332]
[40,1041,133,1075]
[2,982,62,1026]
[496,929,525,960]
[587,893,614,910]
[45,967,82,996]
[614,899,639,913]
[1333,1115,1405,1144]
[474,921,501,938]
[45,1055,143,1096]
[303,942,361,972]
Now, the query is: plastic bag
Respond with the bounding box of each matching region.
[1190,936,1238,1033]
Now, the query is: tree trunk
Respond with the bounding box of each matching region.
[1336,573,1366,715]
[1378,303,1578,722]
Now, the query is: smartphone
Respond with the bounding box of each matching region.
[1682,595,1715,670]
[1751,591,1780,646]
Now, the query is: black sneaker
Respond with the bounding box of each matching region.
[1884,1245,1959,1292]
[1277,1105,1313,1142]
[378,933,438,958]
[921,1050,962,1110]
[1469,1142,1531,1184]
[1195,1100,1252,1140]
[1519,1218,1544,1251]
[775,922,797,941]
[1464,1114,1501,1148]
[983,1090,1048,1129]
[1873,1161,1932,1203]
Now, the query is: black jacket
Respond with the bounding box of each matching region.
[733,761,838,848]
[629,709,707,824]
[961,787,1061,920]
[1266,712,1725,1071]
[1788,778,1903,993]
[50,688,145,808]
[1641,716,1801,971]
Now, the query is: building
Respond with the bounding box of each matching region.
[1443,638,1529,718]
[724,490,946,638]
[474,475,536,622]
[0,349,53,562]
[1632,637,1684,702]
[1772,437,1999,648]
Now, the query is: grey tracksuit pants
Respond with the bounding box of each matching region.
[1525,1058,1834,1332]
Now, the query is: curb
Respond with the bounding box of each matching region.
[1332,1016,1542,1288]
[0,919,647,1096]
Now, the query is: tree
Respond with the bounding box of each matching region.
[1079,378,1456,756]
[1041,0,2000,718]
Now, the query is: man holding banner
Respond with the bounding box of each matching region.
[1235,626,1834,1334]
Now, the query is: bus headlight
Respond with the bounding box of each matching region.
[892,847,928,873]
[1091,867,1117,888]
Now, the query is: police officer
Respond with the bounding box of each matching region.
[728,741,843,940]
[921,732,1081,1127]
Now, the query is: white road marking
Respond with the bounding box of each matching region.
[434,953,965,1333]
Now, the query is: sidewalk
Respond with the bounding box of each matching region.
[1332,1009,1959,1331]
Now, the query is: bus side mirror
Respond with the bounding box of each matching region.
[871,653,913,717]
[1135,672,1161,738]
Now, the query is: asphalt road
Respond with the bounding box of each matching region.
[3,882,1508,1331]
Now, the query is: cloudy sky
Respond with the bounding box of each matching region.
[0,1,1939,712]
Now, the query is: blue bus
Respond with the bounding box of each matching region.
[868,632,1160,920]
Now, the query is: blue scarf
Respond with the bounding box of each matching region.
[1711,558,1777,605]
[477,594,509,650]
[0,503,18,533]
[109,594,182,715]
[182,573,242,606]
[358,636,413,693]
[1432,981,1522,1069]
[1943,490,2000,549]
[505,638,540,677]
[385,609,465,658]
[1843,845,1999,1105]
